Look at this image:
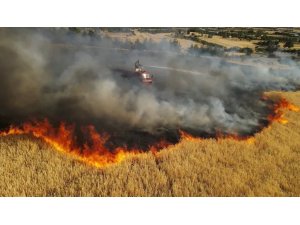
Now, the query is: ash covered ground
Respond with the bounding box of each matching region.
[1,28,300,150]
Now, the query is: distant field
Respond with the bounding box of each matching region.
[0,91,299,196]
[197,35,257,50]
[104,30,201,51]
[279,42,300,50]
[103,30,300,54]
[104,31,256,51]
[104,31,172,43]
[292,43,300,50]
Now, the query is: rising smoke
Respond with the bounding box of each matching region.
[0,28,299,149]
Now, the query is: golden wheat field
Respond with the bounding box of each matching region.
[0,91,299,197]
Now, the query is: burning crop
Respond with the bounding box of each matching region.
[0,119,170,168]
[267,97,300,124]
[0,28,300,168]
[0,95,298,168]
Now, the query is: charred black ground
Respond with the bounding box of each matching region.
[0,28,299,151]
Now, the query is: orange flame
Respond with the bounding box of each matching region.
[0,96,298,168]
[0,119,170,168]
[267,98,299,124]
[179,130,203,142]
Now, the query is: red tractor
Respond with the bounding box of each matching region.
[134,60,153,84]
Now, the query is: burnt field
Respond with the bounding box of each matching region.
[0,28,300,196]
[0,91,299,196]
[0,28,300,167]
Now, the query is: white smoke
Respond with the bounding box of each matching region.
[0,28,299,146]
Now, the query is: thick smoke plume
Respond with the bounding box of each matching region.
[0,28,299,149]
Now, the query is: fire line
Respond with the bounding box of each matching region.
[0,96,299,168]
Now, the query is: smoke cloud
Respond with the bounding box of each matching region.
[0,28,299,149]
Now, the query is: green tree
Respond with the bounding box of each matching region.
[256,40,279,56]
[241,47,253,56]
[284,40,294,48]
[69,27,81,33]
